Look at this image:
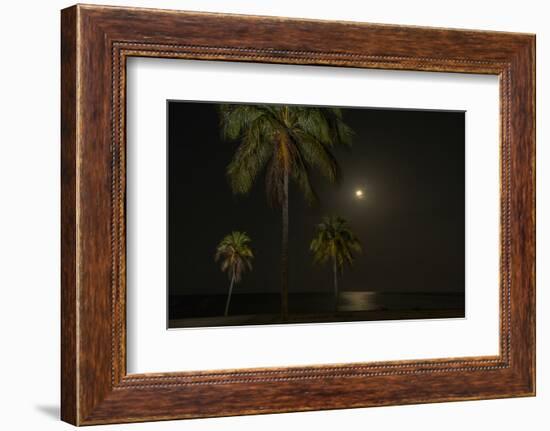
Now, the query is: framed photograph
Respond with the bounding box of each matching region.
[165,101,466,330]
[61,4,535,425]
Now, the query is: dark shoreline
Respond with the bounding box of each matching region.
[168,291,465,329]
[169,308,465,329]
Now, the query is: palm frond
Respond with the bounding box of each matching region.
[310,216,362,271]
[214,231,254,282]
[219,104,354,207]
[323,108,354,148]
[291,129,341,184]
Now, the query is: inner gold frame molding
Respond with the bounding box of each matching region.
[61,4,535,425]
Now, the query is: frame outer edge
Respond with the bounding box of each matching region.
[526,35,536,396]
[531,34,536,396]
[523,34,536,395]
[61,4,79,426]
[506,35,536,395]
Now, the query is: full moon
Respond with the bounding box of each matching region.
[355,189,364,199]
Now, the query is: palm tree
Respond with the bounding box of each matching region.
[310,216,362,311]
[219,104,353,320]
[214,231,254,316]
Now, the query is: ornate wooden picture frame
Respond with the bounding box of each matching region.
[61,4,535,425]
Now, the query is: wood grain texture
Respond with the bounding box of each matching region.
[61,4,535,425]
[60,5,78,425]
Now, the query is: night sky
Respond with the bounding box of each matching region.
[168,101,465,297]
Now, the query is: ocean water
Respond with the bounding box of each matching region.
[337,291,464,312]
[169,291,464,320]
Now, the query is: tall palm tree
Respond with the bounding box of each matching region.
[215,231,254,316]
[219,104,353,320]
[310,216,362,311]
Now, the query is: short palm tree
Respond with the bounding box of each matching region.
[214,231,254,316]
[219,104,353,319]
[310,216,362,311]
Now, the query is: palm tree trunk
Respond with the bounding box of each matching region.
[224,273,236,317]
[281,170,289,321]
[333,258,339,312]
